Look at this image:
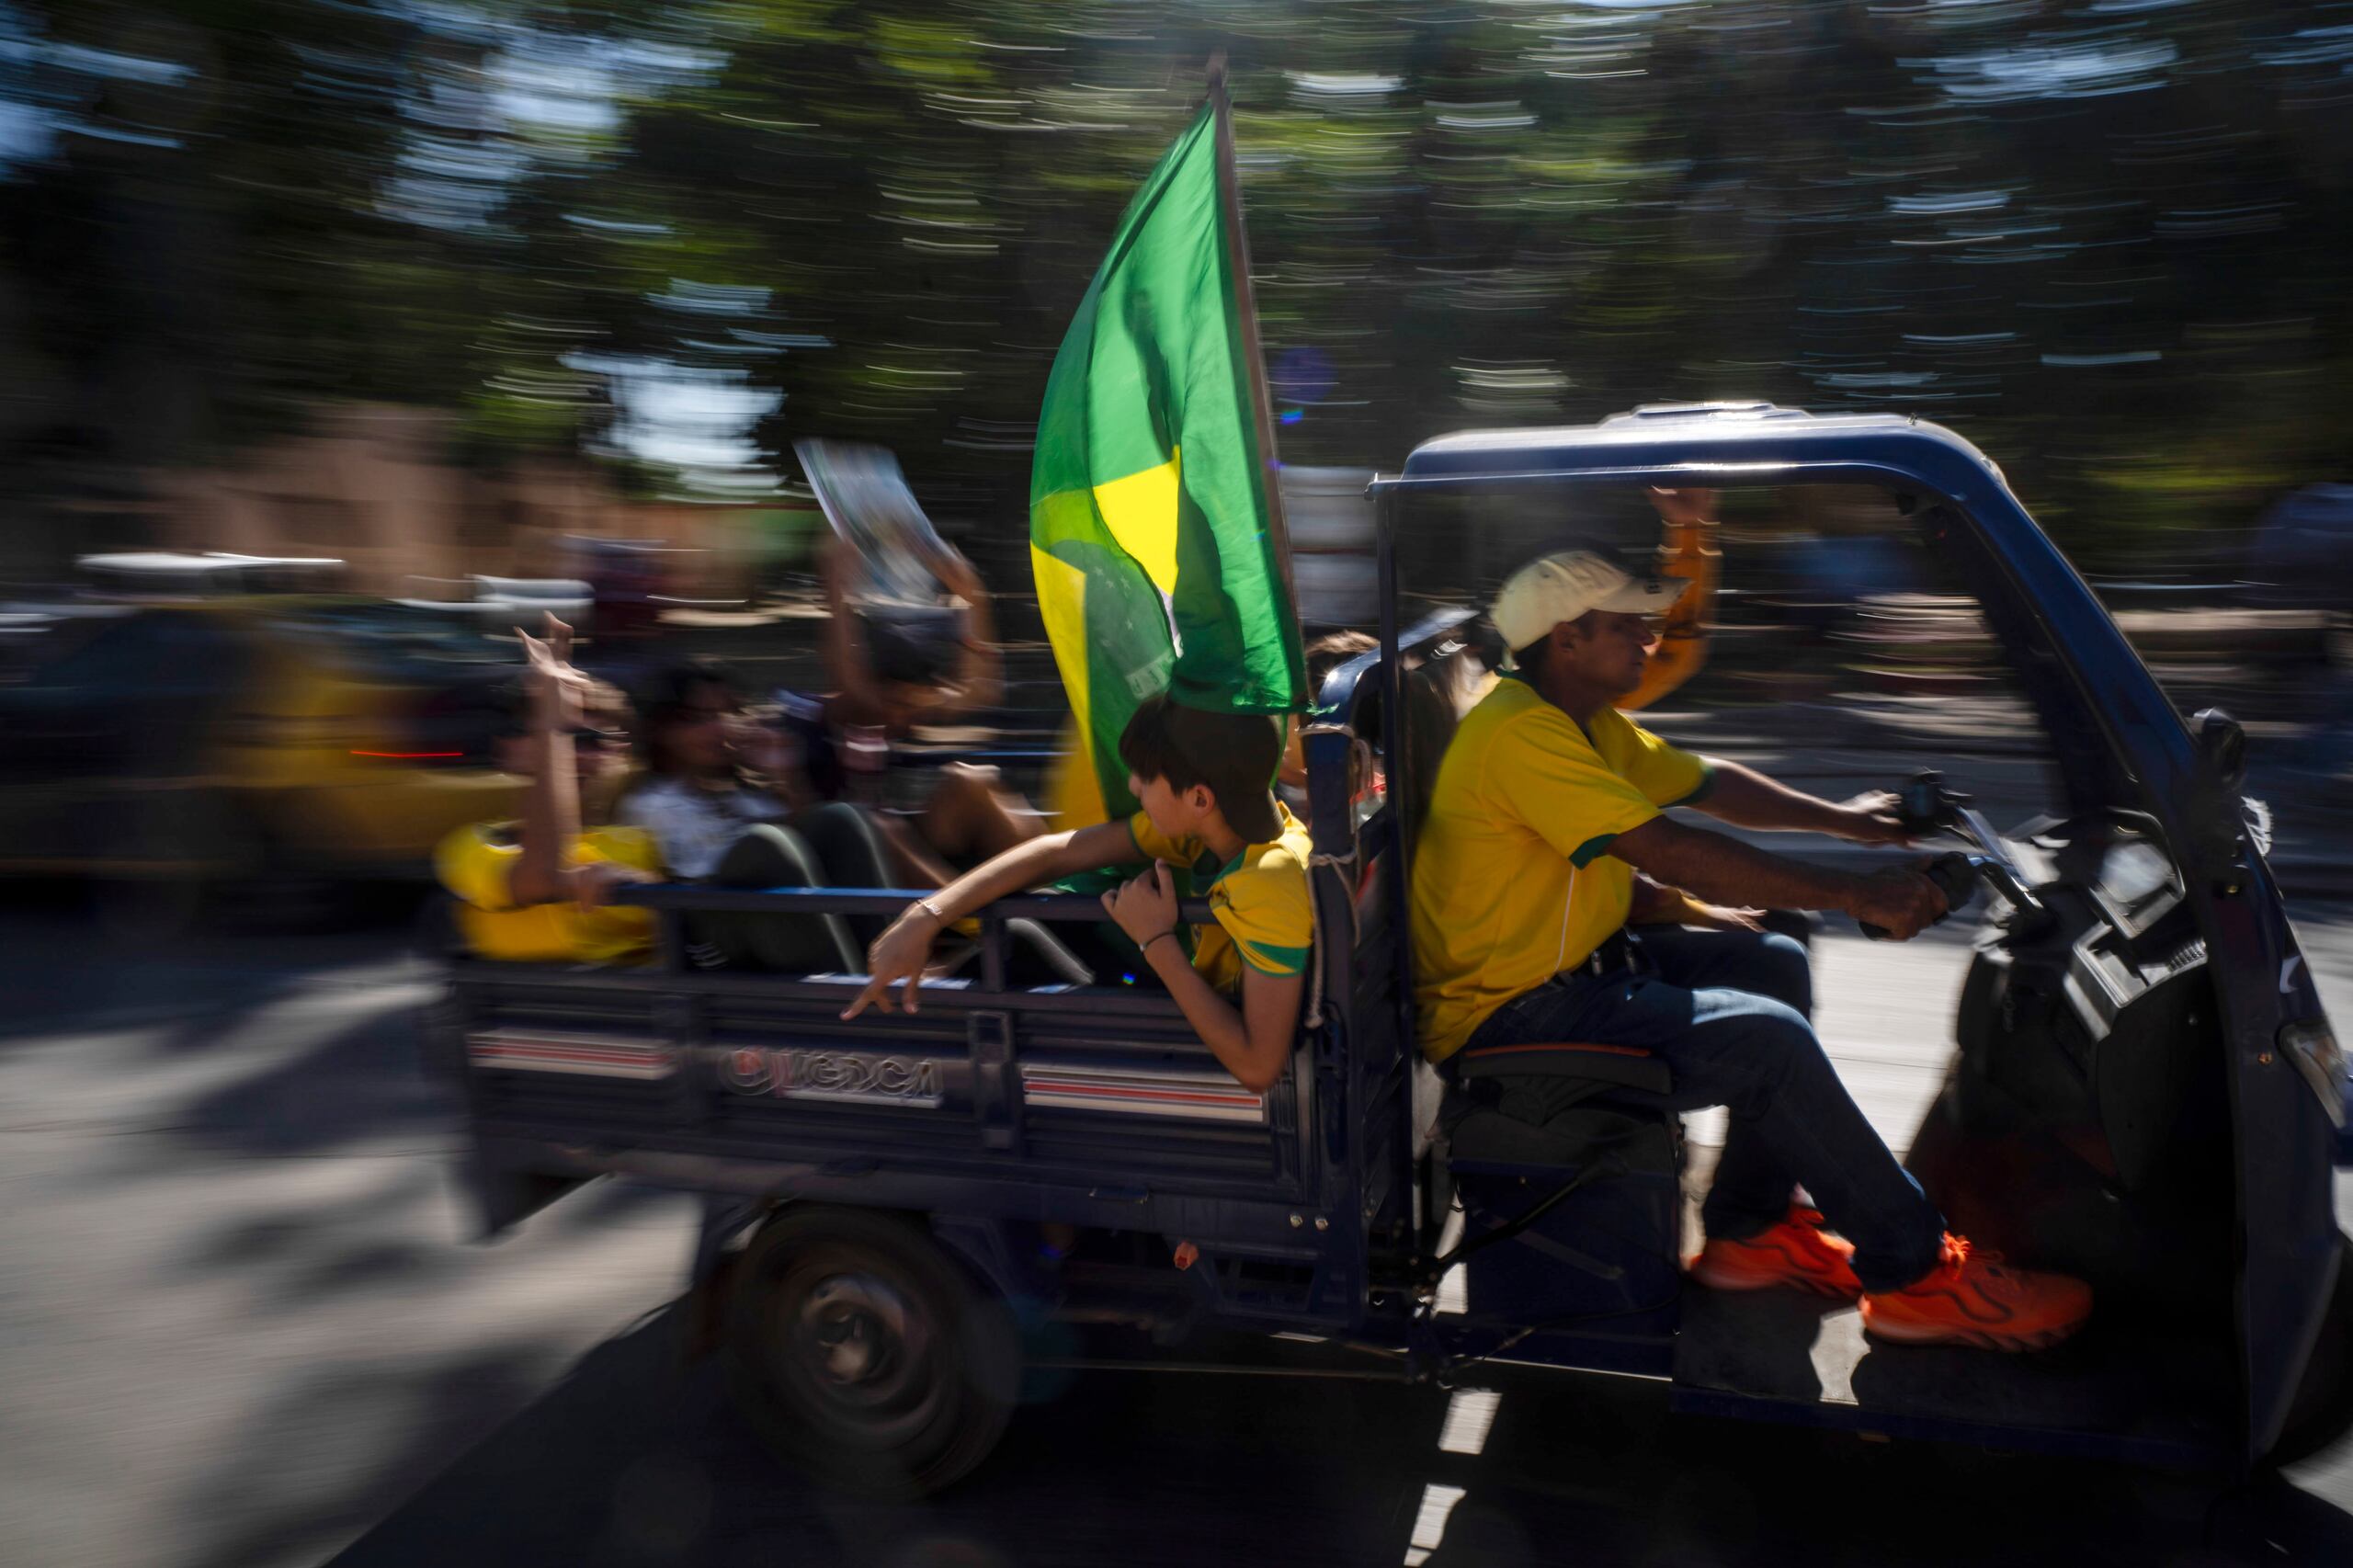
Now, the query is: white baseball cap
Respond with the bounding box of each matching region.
[1493,550,1684,654]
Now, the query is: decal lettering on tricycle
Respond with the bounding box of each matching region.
[716,1046,947,1109]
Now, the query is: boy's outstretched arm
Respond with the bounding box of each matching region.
[843,818,1136,1017]
[1108,863,1302,1092]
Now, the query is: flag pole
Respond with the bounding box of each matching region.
[1206,54,1302,661]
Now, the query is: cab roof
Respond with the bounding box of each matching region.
[1379,402,2009,496]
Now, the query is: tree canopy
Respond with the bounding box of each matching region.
[2,0,2348,563]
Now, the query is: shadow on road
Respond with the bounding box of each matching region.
[323,1308,2353,1568]
[0,883,432,1044]
[186,1339,571,1568]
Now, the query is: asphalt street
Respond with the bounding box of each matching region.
[3,886,2351,1568]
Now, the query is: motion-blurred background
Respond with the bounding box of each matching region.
[5,0,2353,910]
[8,9,2353,1566]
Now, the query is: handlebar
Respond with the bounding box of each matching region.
[1859,852,1979,942]
[1859,771,2052,940]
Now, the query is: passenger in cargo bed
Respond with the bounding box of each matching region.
[436,616,660,964]
[845,693,1312,1093]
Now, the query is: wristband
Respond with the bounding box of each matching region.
[915,898,949,926]
[1142,929,1180,958]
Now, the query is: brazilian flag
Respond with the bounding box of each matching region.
[1030,96,1305,828]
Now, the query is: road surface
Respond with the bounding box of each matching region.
[2,887,2349,1567]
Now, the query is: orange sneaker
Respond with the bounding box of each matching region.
[1688,1206,1863,1301]
[1859,1234,2092,1352]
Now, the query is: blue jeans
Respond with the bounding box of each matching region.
[1463,924,1945,1292]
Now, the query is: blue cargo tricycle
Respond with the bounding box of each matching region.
[434,403,2353,1493]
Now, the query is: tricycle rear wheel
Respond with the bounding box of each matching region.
[2266,1231,2353,1469]
[722,1206,1016,1496]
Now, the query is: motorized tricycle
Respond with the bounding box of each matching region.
[434,403,2353,1494]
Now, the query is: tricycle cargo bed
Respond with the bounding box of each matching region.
[444,957,1308,1200]
[432,839,1417,1342]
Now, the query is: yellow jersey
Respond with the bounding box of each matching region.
[1127,801,1314,993]
[436,822,661,965]
[1410,676,1711,1061]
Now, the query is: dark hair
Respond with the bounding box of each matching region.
[1304,630,1378,697]
[1117,691,1285,841]
[635,658,741,778]
[1118,690,1287,793]
[1117,691,1209,792]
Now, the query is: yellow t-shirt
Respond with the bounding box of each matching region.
[1126,801,1314,993]
[436,822,661,965]
[1410,676,1712,1061]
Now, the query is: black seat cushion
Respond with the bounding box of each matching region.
[1447,1102,1679,1173]
[785,802,896,950]
[1002,917,1094,987]
[700,824,861,973]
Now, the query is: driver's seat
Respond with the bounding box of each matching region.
[1437,1041,1684,1325]
[1443,1040,1675,1165]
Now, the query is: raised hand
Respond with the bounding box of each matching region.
[517,612,595,732]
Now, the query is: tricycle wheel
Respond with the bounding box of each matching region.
[2266,1231,2353,1469]
[722,1206,1015,1497]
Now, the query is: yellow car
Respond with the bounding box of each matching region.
[0,597,521,892]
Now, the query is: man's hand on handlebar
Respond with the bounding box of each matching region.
[1832,790,1915,847]
[843,903,944,1018]
[1848,866,1949,941]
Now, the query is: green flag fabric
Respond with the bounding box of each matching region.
[1029,100,1305,828]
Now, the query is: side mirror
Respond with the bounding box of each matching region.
[2192,707,2247,792]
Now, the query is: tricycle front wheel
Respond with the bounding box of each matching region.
[723,1206,1017,1496]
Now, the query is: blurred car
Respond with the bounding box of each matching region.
[76,550,347,598]
[564,536,675,642]
[0,597,521,890]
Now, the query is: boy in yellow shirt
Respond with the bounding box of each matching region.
[846,693,1312,1093]
[437,617,659,964]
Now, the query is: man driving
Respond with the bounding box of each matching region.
[1411,549,2092,1350]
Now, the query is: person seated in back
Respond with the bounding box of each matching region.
[846,693,1313,1093]
[618,657,957,973]
[620,658,813,882]
[792,534,1041,871]
[1278,631,1379,812]
[437,617,659,964]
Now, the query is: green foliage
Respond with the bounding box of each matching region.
[0,0,2347,570]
